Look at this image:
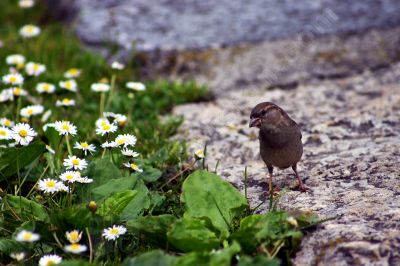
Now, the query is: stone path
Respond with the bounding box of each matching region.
[173,63,400,265]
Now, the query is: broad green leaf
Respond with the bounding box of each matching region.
[123,250,176,266]
[237,256,280,266]
[91,176,137,201]
[6,195,48,221]
[97,190,137,217]
[181,170,248,238]
[167,217,220,252]
[0,238,24,253]
[0,142,45,179]
[120,179,150,220]
[50,206,92,229]
[43,127,61,151]
[127,215,176,247]
[173,241,241,266]
[137,166,162,182]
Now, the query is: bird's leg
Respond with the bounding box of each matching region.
[267,165,273,194]
[292,164,306,192]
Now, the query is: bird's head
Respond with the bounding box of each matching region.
[249,102,283,128]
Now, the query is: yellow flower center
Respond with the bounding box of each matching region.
[46,180,56,187]
[65,81,73,89]
[72,159,80,165]
[116,138,125,145]
[68,69,79,75]
[10,76,17,83]
[0,130,6,136]
[44,260,57,266]
[43,84,50,91]
[26,26,34,33]
[4,119,11,126]
[22,232,33,241]
[27,109,34,115]
[13,87,22,96]
[130,163,138,170]
[21,118,28,123]
[69,232,79,242]
[19,129,28,137]
[110,228,119,234]
[33,64,40,71]
[62,124,70,131]
[102,124,111,130]
[66,174,74,180]
[69,243,81,250]
[81,142,89,148]
[62,98,71,104]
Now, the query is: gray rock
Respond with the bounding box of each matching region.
[48,0,400,52]
[173,63,400,265]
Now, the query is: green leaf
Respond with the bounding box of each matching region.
[137,166,162,182]
[43,127,61,151]
[120,179,150,220]
[0,238,24,253]
[59,260,93,266]
[181,170,248,238]
[167,217,220,252]
[6,195,48,221]
[123,250,176,266]
[91,176,137,201]
[97,190,138,217]
[173,241,241,266]
[0,142,45,179]
[127,215,176,247]
[237,256,280,266]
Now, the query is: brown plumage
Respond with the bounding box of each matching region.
[249,102,306,193]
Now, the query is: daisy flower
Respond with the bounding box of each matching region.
[115,114,127,127]
[76,176,93,183]
[15,230,40,242]
[123,162,143,173]
[121,148,139,157]
[111,61,125,70]
[38,254,62,266]
[0,117,14,127]
[64,243,87,254]
[91,83,110,92]
[194,149,205,159]
[11,87,28,98]
[0,89,14,102]
[54,121,77,136]
[102,225,127,241]
[6,54,25,66]
[95,117,110,128]
[10,252,26,261]
[19,0,35,8]
[19,24,41,38]
[59,79,78,92]
[63,155,88,170]
[65,230,82,244]
[95,122,117,136]
[114,134,137,147]
[25,62,46,76]
[38,178,64,193]
[101,141,117,149]
[2,73,23,85]
[11,123,37,146]
[0,127,12,140]
[64,68,81,78]
[56,98,75,107]
[74,141,96,155]
[20,104,44,118]
[36,82,55,94]
[59,171,80,183]
[126,81,146,91]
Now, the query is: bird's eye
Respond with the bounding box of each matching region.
[261,110,267,115]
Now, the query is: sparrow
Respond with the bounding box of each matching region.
[249,102,306,193]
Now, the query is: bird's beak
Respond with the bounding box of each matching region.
[249,117,261,127]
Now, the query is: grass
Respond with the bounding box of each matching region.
[0,1,322,265]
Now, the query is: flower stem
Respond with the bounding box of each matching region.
[86,227,94,263]
[99,92,105,117]
[65,135,72,156]
[15,96,22,122]
[105,74,116,111]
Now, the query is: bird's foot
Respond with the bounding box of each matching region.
[295,183,309,192]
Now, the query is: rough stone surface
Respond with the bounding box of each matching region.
[49,0,400,52]
[173,63,400,265]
